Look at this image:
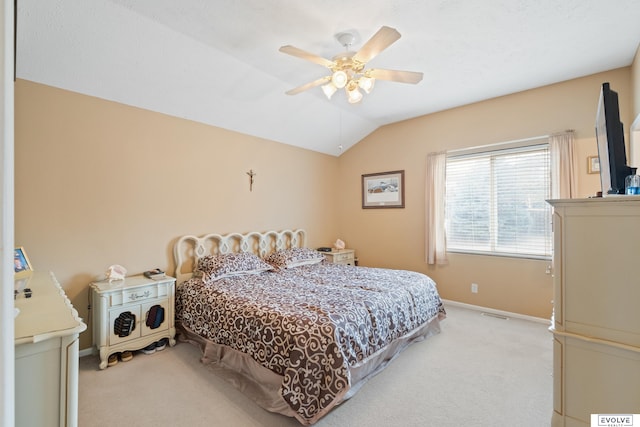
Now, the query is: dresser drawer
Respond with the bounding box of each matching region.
[333,252,353,262]
[109,283,169,306]
[110,288,155,305]
[323,249,355,265]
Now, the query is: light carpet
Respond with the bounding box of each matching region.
[78,304,552,426]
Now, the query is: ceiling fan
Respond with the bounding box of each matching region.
[279,26,423,104]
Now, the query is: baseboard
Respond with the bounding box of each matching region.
[442,299,550,325]
[79,347,96,358]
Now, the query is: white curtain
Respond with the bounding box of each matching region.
[549,131,577,199]
[425,152,447,265]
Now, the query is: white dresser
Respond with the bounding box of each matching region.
[548,197,640,426]
[14,271,87,427]
[90,274,176,369]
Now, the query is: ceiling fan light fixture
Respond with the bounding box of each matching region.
[346,86,363,104]
[281,26,422,104]
[321,83,337,99]
[331,70,348,89]
[358,76,375,94]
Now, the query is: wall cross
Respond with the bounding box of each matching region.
[246,169,256,191]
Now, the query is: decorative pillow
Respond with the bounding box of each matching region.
[194,252,273,281]
[265,247,325,270]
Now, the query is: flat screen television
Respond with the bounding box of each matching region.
[595,82,634,195]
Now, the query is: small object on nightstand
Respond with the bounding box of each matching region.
[106,264,127,282]
[317,247,332,252]
[143,268,166,280]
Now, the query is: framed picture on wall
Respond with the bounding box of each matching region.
[587,155,600,174]
[14,247,33,277]
[362,170,405,209]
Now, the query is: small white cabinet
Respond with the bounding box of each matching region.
[14,271,87,427]
[322,249,356,265]
[90,275,176,369]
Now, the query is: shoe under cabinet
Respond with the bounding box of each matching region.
[90,274,176,369]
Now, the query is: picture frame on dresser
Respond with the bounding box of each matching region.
[14,247,32,277]
[362,170,405,209]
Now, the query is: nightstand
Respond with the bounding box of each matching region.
[322,249,356,265]
[90,274,176,369]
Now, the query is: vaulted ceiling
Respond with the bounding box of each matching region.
[17,0,640,156]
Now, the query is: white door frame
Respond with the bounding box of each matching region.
[1,0,16,425]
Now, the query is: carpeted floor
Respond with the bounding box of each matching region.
[78,304,553,426]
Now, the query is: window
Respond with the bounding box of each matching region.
[445,141,552,259]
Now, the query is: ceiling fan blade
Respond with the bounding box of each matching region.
[367,69,424,84]
[279,45,334,68]
[285,76,332,95]
[352,26,401,64]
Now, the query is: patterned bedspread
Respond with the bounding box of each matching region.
[176,263,446,424]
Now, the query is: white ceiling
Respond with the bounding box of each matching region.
[16,0,640,156]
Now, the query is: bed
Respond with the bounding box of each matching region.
[173,229,446,425]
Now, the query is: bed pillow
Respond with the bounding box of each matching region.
[265,247,325,270]
[194,252,273,281]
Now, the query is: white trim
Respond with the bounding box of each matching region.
[79,347,96,358]
[442,299,550,325]
[550,326,640,354]
[1,1,15,425]
[446,135,550,157]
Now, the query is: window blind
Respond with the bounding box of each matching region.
[445,142,552,259]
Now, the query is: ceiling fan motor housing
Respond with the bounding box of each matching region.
[331,52,365,76]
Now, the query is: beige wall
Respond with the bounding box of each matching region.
[632,43,640,118]
[336,67,633,319]
[14,80,339,349]
[14,67,634,349]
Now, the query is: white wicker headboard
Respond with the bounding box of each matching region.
[173,229,306,285]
